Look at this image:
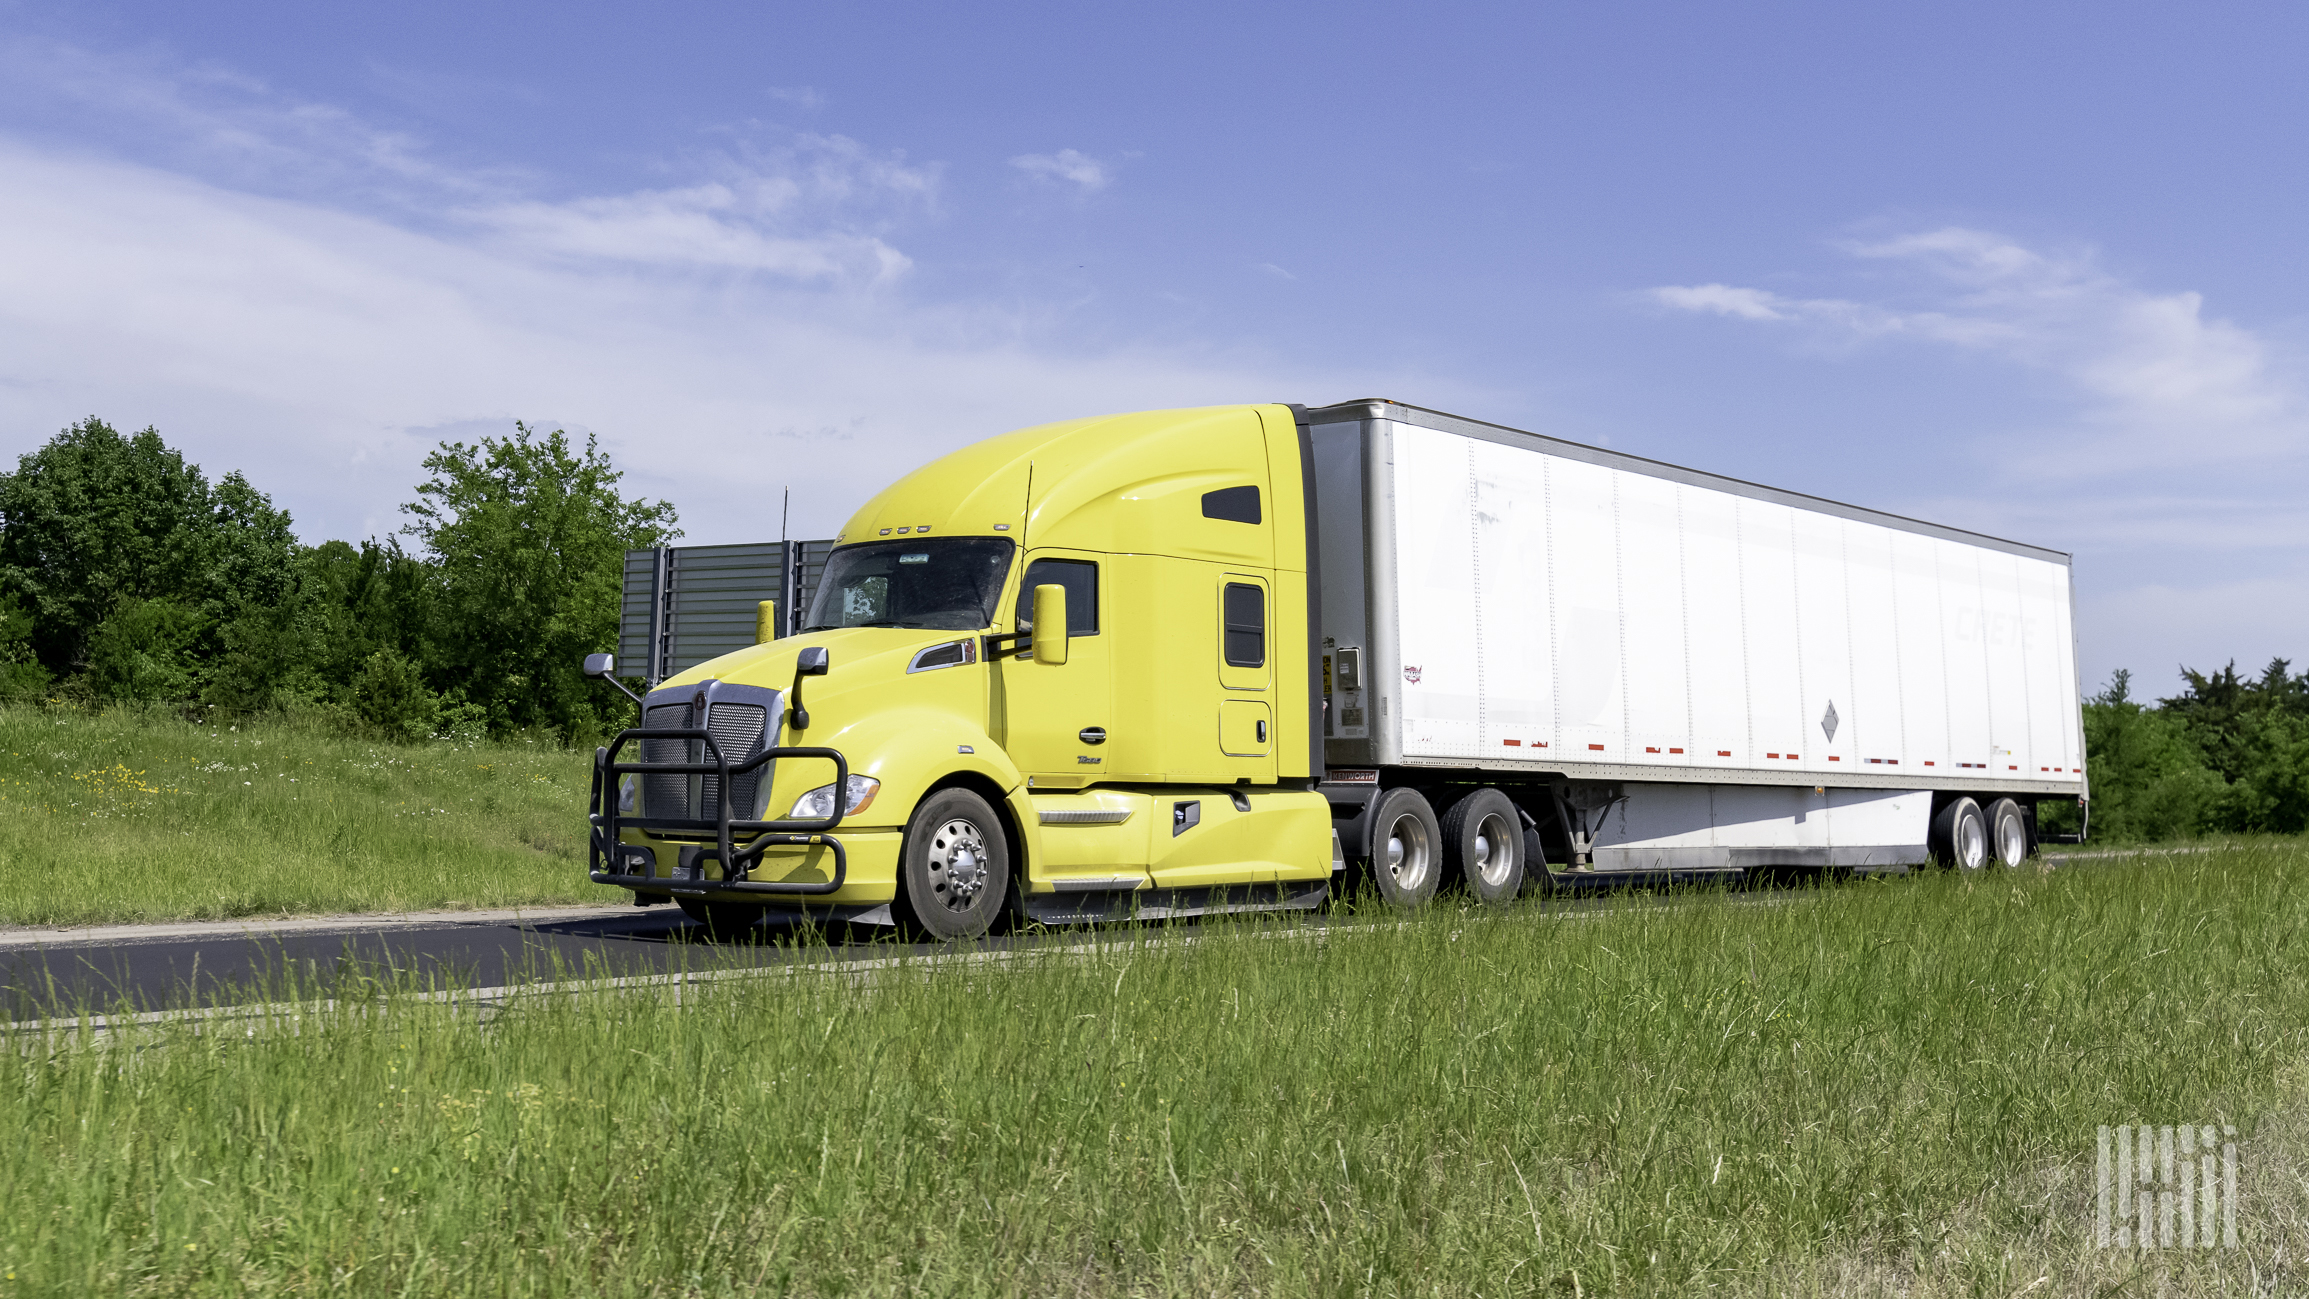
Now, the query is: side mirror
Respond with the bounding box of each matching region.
[582,651,644,715]
[1033,585,1069,665]
[787,645,830,732]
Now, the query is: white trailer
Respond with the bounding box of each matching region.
[1304,399,2085,882]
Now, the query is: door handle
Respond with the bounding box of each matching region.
[1256,719,1267,743]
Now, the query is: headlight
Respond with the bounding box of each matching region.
[618,775,637,813]
[790,775,880,820]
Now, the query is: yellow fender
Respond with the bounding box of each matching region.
[772,706,1047,885]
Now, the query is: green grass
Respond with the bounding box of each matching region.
[0,703,613,926]
[7,846,2307,1295]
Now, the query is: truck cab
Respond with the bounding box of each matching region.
[586,404,1335,938]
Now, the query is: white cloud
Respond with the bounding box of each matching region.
[1649,228,2308,473]
[0,41,1371,550]
[473,185,911,279]
[463,139,934,282]
[0,135,1347,548]
[1648,283,1786,321]
[0,33,499,207]
[1009,148,1110,192]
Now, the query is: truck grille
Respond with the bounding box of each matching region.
[639,700,770,821]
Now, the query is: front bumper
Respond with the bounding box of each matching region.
[588,724,852,897]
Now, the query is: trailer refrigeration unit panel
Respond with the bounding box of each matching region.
[1308,400,2086,873]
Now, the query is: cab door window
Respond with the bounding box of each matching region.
[1015,558,1099,636]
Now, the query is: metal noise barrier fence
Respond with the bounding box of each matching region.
[620,540,837,685]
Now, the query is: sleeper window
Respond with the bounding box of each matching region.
[1223,582,1265,667]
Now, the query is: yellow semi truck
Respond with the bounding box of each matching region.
[585,400,2086,939]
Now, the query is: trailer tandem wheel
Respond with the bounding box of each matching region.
[1931,796,1990,872]
[1443,788,1525,906]
[1367,787,1443,909]
[1985,798,2030,869]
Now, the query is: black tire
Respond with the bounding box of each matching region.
[1931,796,1989,872]
[896,788,1011,941]
[1443,788,1525,906]
[1366,787,1443,909]
[675,896,767,940]
[1985,798,2030,869]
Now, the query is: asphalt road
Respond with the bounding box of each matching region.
[0,903,926,1020]
[1,849,2139,1020]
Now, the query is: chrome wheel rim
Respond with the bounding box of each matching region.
[1384,812,1432,892]
[927,818,990,912]
[1473,812,1518,888]
[1956,814,1987,870]
[1997,815,2027,866]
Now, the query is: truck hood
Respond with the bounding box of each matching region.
[650,625,978,718]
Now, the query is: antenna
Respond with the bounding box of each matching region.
[780,487,790,545]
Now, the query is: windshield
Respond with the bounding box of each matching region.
[802,538,1016,632]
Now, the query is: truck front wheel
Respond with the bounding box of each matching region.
[897,788,1012,941]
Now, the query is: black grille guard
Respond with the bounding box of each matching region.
[589,725,850,896]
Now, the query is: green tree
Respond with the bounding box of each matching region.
[2219,710,2309,834]
[83,597,209,703]
[289,538,437,709]
[2075,669,2229,842]
[2162,658,2309,779]
[0,594,50,699]
[399,423,677,741]
[0,418,299,685]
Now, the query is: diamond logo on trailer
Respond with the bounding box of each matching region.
[1403,665,1423,684]
[1821,701,1839,743]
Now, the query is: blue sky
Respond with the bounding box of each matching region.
[2,0,2305,694]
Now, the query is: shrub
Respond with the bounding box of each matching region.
[353,648,440,741]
